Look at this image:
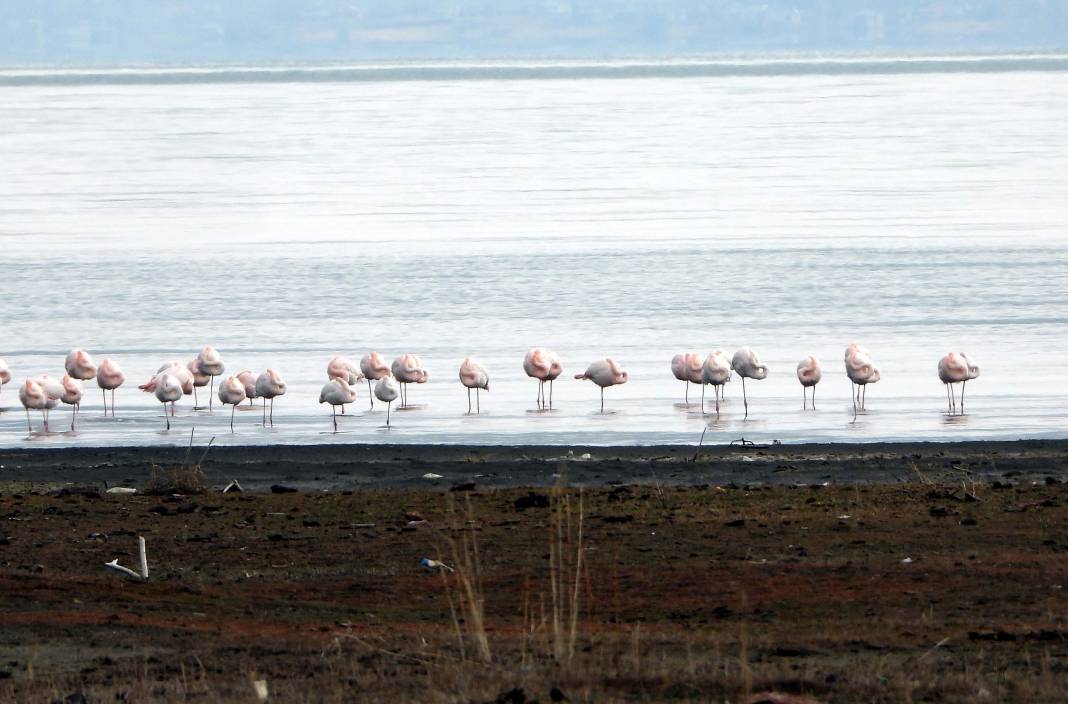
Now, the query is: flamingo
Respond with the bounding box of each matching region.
[186,358,210,409]
[796,356,822,410]
[938,352,969,415]
[319,378,357,432]
[60,375,83,431]
[217,375,247,432]
[149,372,183,430]
[523,348,562,409]
[961,353,980,414]
[196,346,225,411]
[0,358,11,405]
[64,349,96,382]
[374,376,401,427]
[328,357,363,414]
[845,343,881,422]
[671,352,704,405]
[700,350,732,415]
[392,353,428,408]
[459,357,489,414]
[574,358,628,413]
[360,352,390,409]
[140,362,193,412]
[18,379,55,433]
[255,369,287,427]
[95,358,125,417]
[731,348,768,420]
[236,370,259,407]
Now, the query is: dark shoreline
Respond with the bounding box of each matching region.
[1,438,1065,492]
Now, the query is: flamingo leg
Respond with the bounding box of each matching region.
[803,386,807,410]
[862,385,867,411]
[332,405,337,432]
[715,385,721,416]
[208,376,214,412]
[537,380,543,408]
[270,398,275,426]
[25,408,31,433]
[549,379,554,408]
[71,405,76,432]
[685,381,689,405]
[163,403,170,430]
[476,387,480,414]
[600,386,604,414]
[44,408,49,432]
[112,389,116,417]
[262,397,267,427]
[741,377,748,420]
[230,405,235,432]
[102,388,108,416]
[851,382,858,424]
[386,401,391,427]
[812,384,816,410]
[368,380,373,409]
[193,385,199,408]
[701,383,705,414]
[467,387,472,414]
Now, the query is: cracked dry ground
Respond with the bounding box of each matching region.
[0,481,1065,702]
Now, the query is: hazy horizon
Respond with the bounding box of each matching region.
[2,0,1066,68]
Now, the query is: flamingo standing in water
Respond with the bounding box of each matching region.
[236,370,259,407]
[523,348,562,409]
[796,356,822,410]
[96,358,125,416]
[0,359,11,405]
[140,362,193,412]
[148,372,184,430]
[392,353,428,408]
[217,375,247,432]
[731,348,768,420]
[60,375,83,430]
[196,346,225,411]
[255,369,287,427]
[360,352,390,409]
[319,378,357,432]
[845,343,881,423]
[700,350,732,415]
[64,349,95,413]
[328,357,363,414]
[671,352,704,405]
[459,358,489,414]
[574,358,628,413]
[19,379,55,433]
[375,376,400,427]
[961,353,980,414]
[937,352,969,415]
[187,358,210,409]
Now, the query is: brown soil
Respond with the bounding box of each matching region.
[0,458,1065,702]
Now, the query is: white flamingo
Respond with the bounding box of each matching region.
[196,346,225,411]
[938,352,969,415]
[236,370,259,407]
[845,343,881,423]
[0,358,11,406]
[671,352,704,405]
[217,375,247,432]
[731,348,768,420]
[459,357,489,414]
[374,376,401,427]
[60,375,83,431]
[700,350,732,415]
[796,356,823,410]
[574,358,628,413]
[319,378,357,431]
[19,379,56,433]
[360,352,390,409]
[186,358,210,409]
[392,353,428,408]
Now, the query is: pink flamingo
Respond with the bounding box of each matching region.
[140,362,193,411]
[392,354,428,408]
[255,369,287,427]
[64,349,96,382]
[186,358,210,409]
[937,352,969,415]
[0,359,11,405]
[796,356,823,410]
[523,348,562,409]
[319,378,357,432]
[731,348,768,420]
[574,358,628,413]
[19,379,56,433]
[671,352,704,405]
[95,358,125,417]
[845,343,881,423]
[236,370,259,407]
[149,372,183,430]
[700,350,732,415]
[217,375,247,432]
[196,346,225,411]
[60,375,84,430]
[459,358,489,414]
[360,352,391,409]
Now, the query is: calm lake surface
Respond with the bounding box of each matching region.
[1,56,1066,447]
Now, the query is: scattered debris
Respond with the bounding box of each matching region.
[105,536,149,582]
[421,472,443,479]
[252,678,269,701]
[222,480,243,493]
[105,487,137,495]
[420,557,454,572]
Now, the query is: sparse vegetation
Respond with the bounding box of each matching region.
[143,430,213,495]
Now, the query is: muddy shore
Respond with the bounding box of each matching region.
[2,438,1067,492]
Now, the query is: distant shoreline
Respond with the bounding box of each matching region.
[3,53,1068,86]
[2,437,1065,492]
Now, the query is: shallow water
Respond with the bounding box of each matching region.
[1,57,1066,447]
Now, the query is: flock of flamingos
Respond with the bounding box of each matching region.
[0,345,980,436]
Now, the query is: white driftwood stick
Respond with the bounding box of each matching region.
[105,559,142,580]
[138,535,149,580]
